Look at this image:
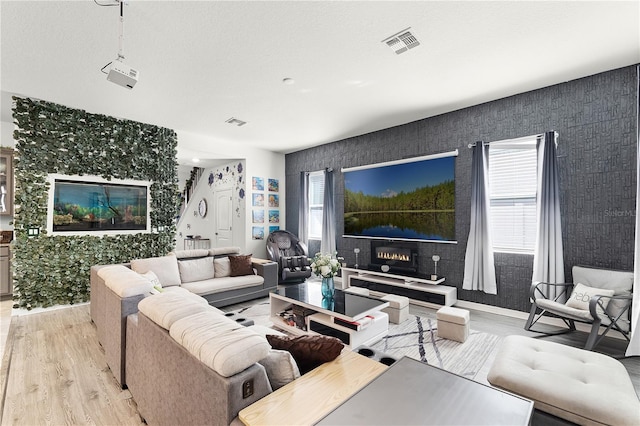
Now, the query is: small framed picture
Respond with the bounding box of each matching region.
[252,210,264,223]
[269,210,280,223]
[268,178,279,192]
[252,193,264,207]
[252,177,264,191]
[252,226,265,240]
[269,225,280,234]
[268,194,279,207]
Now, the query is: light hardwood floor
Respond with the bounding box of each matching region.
[0,298,638,425]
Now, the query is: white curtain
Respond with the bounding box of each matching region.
[626,65,640,357]
[298,172,309,247]
[463,143,497,294]
[321,168,336,256]
[531,131,565,299]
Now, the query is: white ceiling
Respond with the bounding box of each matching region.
[2,1,639,161]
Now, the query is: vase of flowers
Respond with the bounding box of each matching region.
[310,252,341,299]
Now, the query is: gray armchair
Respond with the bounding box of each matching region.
[266,230,312,284]
[525,265,633,350]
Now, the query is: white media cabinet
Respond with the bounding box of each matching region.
[342,267,457,308]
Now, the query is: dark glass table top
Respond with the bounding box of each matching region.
[273,282,387,320]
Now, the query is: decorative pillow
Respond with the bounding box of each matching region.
[229,254,254,277]
[258,349,301,390]
[140,270,164,294]
[266,334,344,374]
[131,254,182,287]
[214,257,231,278]
[177,257,215,283]
[565,283,615,314]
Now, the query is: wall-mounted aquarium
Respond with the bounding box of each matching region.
[46,174,151,235]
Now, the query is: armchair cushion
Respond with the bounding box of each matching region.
[572,266,633,320]
[565,283,614,314]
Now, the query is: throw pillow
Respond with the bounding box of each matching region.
[214,257,231,278]
[258,349,301,390]
[266,334,344,374]
[565,283,615,315]
[229,254,254,277]
[140,270,164,294]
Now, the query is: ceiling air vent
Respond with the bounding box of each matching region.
[383,28,420,55]
[225,117,247,127]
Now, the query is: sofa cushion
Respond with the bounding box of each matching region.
[138,291,212,330]
[214,257,231,278]
[169,310,271,377]
[131,254,182,287]
[180,275,264,296]
[178,257,216,283]
[258,349,301,390]
[97,265,153,297]
[161,286,218,309]
[229,254,254,277]
[266,334,344,374]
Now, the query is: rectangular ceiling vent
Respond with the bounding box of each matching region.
[225,117,247,127]
[383,28,420,55]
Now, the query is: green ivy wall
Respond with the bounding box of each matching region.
[11,97,179,309]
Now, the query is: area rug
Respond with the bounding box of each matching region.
[224,301,501,380]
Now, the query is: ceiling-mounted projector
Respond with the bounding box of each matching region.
[107,59,138,89]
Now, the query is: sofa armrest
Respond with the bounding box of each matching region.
[252,259,278,290]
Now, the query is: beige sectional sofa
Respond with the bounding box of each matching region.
[126,289,302,425]
[89,246,278,387]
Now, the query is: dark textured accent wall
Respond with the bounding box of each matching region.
[286,65,638,313]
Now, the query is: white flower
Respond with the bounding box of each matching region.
[310,252,341,278]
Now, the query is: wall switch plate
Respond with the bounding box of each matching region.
[242,379,254,399]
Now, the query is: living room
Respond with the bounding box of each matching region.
[1,1,640,425]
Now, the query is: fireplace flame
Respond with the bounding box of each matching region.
[377,252,410,262]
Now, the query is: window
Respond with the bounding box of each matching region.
[488,136,537,253]
[308,171,324,240]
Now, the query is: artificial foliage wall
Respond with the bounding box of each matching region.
[11,97,179,309]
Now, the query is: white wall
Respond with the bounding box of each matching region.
[176,130,286,258]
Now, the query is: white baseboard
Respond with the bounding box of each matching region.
[454,299,626,341]
[11,302,89,317]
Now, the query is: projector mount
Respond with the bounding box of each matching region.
[99,0,139,89]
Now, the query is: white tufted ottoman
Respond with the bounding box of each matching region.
[381,294,409,324]
[487,335,640,426]
[436,306,469,342]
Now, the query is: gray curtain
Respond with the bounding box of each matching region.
[298,171,309,247]
[321,168,336,256]
[627,65,640,356]
[531,131,565,299]
[463,143,497,294]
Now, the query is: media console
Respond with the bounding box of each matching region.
[341,267,457,308]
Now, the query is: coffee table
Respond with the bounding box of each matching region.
[316,356,534,425]
[269,282,389,348]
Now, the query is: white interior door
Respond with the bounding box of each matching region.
[214,188,233,246]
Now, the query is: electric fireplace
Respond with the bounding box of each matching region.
[369,240,419,274]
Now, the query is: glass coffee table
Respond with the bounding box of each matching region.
[269,281,390,348]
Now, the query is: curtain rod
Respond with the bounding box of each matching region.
[467,132,557,149]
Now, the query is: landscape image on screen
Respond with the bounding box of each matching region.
[52,180,148,232]
[343,155,455,242]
